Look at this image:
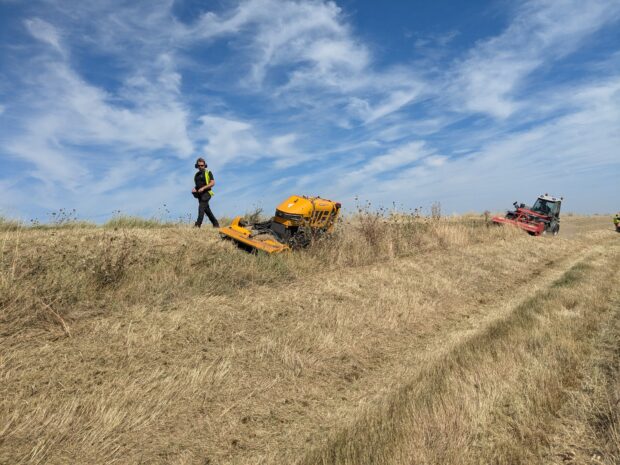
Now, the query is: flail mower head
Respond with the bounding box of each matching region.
[492,194,562,236]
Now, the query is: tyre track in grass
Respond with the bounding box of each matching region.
[266,236,595,463]
[297,239,619,465]
[549,291,620,464]
[194,234,595,464]
[3,231,614,465]
[201,235,602,464]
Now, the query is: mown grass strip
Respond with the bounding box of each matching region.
[299,248,617,465]
[549,294,620,464]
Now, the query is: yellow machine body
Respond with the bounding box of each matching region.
[219,195,341,253]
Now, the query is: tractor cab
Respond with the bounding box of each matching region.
[531,195,561,219]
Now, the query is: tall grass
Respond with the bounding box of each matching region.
[308,212,516,267]
[0,212,518,336]
[0,216,23,231]
[1,214,616,465]
[103,215,175,229]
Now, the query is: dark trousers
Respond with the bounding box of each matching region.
[196,195,219,227]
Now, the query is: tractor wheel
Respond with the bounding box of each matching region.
[552,224,560,236]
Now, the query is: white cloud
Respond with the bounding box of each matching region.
[315,141,434,195]
[452,0,620,118]
[268,134,303,168]
[375,118,446,142]
[190,0,361,74]
[415,30,460,49]
[350,86,425,124]
[24,18,63,52]
[361,141,431,175]
[199,115,305,168]
[340,77,620,212]
[0,179,30,220]
[60,72,192,155]
[199,115,262,166]
[181,0,427,125]
[2,0,619,219]
[6,135,89,189]
[4,42,193,192]
[424,155,447,167]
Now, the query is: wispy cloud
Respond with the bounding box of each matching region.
[6,18,193,193]
[0,0,619,220]
[326,76,620,212]
[198,115,307,169]
[24,17,63,52]
[189,0,369,87]
[451,0,620,118]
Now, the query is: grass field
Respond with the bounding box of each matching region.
[1,215,619,465]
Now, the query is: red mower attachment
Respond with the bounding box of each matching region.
[492,194,562,236]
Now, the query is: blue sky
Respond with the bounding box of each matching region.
[0,0,619,222]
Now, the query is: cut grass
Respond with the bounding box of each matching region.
[299,246,619,465]
[0,216,617,465]
[549,301,620,464]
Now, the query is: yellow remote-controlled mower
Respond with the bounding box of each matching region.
[219,195,341,253]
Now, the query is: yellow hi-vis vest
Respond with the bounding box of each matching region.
[204,170,214,197]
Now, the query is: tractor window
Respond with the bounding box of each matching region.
[547,202,559,215]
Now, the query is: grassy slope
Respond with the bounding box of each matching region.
[0,216,618,465]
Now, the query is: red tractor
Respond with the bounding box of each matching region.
[493,194,562,236]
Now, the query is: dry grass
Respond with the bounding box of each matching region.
[0,216,23,232]
[0,214,618,465]
[0,214,516,336]
[300,251,619,465]
[103,215,178,229]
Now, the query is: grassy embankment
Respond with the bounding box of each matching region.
[1,214,618,464]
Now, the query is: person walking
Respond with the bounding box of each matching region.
[192,158,220,228]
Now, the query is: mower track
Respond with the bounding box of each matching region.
[3,227,618,465]
[297,239,620,465]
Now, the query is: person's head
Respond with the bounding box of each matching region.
[195,158,207,171]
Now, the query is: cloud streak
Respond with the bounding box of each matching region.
[24,17,63,52]
[451,0,620,118]
[0,0,619,220]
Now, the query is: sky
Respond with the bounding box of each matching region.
[0,0,619,222]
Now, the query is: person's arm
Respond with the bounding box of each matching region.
[198,172,215,192]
